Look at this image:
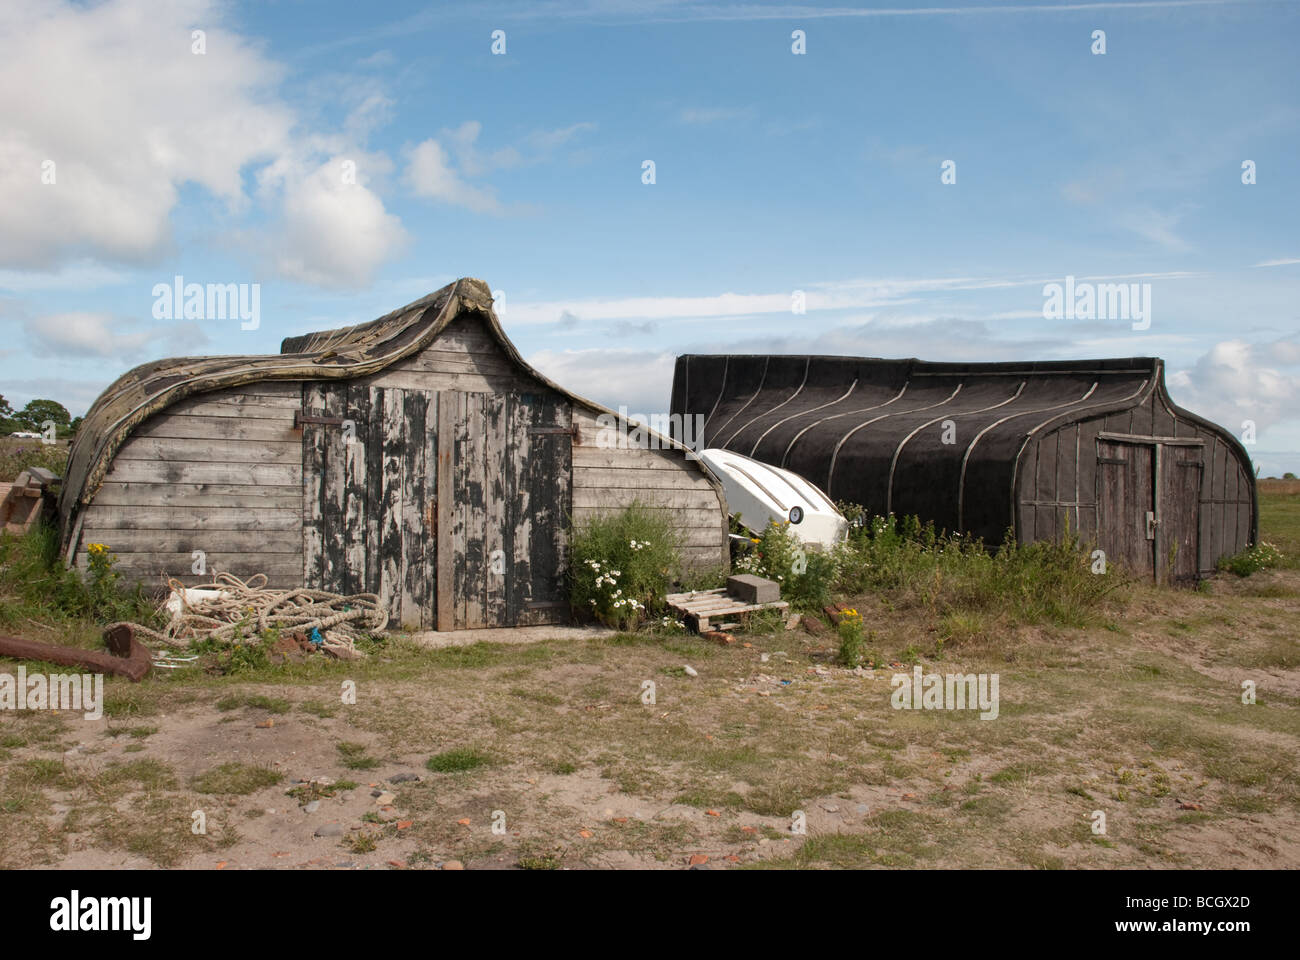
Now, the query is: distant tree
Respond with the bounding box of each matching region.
[65,415,84,439]
[1285,472,1298,481]
[15,398,71,432]
[0,394,15,435]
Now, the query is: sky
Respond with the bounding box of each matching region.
[1,0,1297,474]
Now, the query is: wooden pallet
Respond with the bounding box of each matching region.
[664,588,788,633]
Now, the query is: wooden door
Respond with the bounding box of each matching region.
[1161,444,1203,585]
[303,385,571,631]
[301,383,437,629]
[436,390,572,630]
[1096,440,1156,579]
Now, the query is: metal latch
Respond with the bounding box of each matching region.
[1145,511,1158,540]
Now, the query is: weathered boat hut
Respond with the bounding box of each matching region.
[58,279,729,629]
[671,354,1256,583]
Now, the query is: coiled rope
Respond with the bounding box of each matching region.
[106,572,389,658]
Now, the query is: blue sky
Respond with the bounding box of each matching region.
[2,0,1298,473]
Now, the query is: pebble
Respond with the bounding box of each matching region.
[314,824,344,837]
[442,860,464,871]
[390,772,421,783]
[374,792,396,806]
[684,665,698,677]
[304,800,321,814]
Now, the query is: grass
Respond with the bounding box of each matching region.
[336,741,380,770]
[0,495,1296,869]
[216,693,291,714]
[1257,483,1300,569]
[426,747,490,773]
[0,438,69,483]
[191,763,283,795]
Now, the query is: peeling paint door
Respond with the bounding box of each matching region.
[436,390,572,630]
[301,383,438,630]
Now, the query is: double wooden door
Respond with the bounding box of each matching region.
[1096,438,1203,583]
[301,385,572,629]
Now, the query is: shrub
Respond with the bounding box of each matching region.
[734,519,838,612]
[1219,541,1284,577]
[0,524,160,629]
[568,502,681,630]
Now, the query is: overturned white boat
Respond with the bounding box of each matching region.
[700,447,848,549]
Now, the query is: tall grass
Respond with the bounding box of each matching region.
[833,510,1125,630]
[0,524,161,639]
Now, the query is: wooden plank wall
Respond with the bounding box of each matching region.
[571,407,729,571]
[74,381,304,587]
[1017,391,1254,575]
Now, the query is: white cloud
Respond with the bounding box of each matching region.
[24,311,209,361]
[525,121,598,151]
[405,138,502,213]
[1167,338,1300,434]
[404,120,597,213]
[680,106,756,125]
[1253,257,1300,268]
[527,348,678,414]
[275,157,409,288]
[505,272,1198,327]
[0,0,410,289]
[0,261,129,292]
[0,0,291,269]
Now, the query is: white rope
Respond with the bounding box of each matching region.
[106,571,389,656]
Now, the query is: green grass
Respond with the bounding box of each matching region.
[1258,489,1300,569]
[426,747,490,773]
[215,693,291,714]
[336,741,380,770]
[191,763,283,795]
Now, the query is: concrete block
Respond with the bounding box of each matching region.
[727,574,780,604]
